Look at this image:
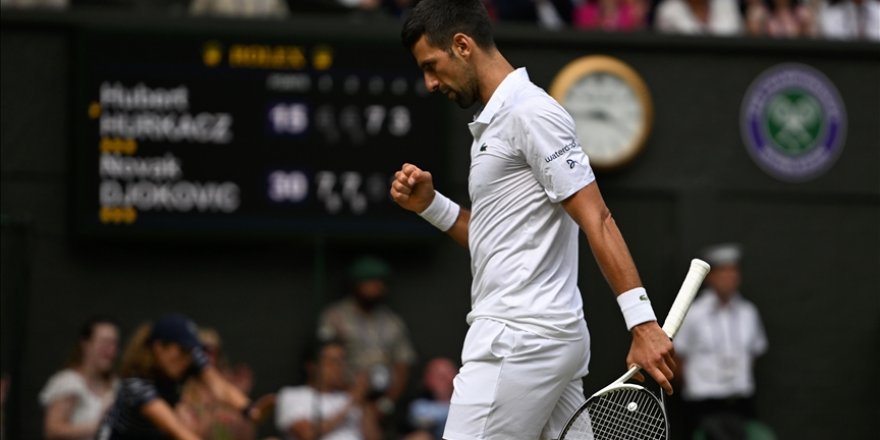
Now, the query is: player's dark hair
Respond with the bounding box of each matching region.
[401,0,495,52]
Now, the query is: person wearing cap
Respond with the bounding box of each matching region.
[673,244,769,440]
[316,256,417,423]
[96,314,263,440]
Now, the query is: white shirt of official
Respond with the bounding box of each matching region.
[466,67,595,341]
[275,386,363,440]
[674,290,768,401]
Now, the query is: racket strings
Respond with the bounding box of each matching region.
[564,388,667,440]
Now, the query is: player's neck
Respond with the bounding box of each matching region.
[477,52,515,105]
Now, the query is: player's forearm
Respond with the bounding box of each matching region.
[587,210,643,295]
[563,183,642,294]
[446,208,470,248]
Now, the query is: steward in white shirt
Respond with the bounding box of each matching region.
[674,243,769,439]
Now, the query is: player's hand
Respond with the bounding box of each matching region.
[627,321,676,395]
[390,163,435,213]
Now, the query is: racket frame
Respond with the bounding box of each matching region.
[558,258,711,440]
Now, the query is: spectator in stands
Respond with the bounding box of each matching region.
[177,327,274,440]
[402,357,458,440]
[275,339,382,440]
[745,0,818,37]
[818,0,880,40]
[189,0,289,18]
[40,316,120,440]
[317,256,417,421]
[0,0,66,9]
[572,0,649,31]
[674,244,770,440]
[334,0,415,16]
[96,314,263,440]
[654,0,744,35]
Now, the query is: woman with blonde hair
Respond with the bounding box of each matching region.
[96,314,263,440]
[40,316,120,440]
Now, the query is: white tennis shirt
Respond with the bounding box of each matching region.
[466,68,595,341]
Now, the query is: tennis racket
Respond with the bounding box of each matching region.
[559,258,711,440]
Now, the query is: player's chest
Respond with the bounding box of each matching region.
[468,131,530,200]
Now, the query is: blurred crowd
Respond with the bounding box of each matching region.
[4,256,456,440]
[0,0,877,41]
[0,248,773,439]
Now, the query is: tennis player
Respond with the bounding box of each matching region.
[391,1,677,439]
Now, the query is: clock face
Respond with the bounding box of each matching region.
[550,56,652,170]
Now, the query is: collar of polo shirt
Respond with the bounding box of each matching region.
[472,67,530,126]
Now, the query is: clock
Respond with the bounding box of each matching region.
[549,55,653,171]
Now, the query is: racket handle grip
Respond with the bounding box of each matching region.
[662,259,711,339]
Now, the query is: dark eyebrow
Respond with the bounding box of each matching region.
[419,59,435,72]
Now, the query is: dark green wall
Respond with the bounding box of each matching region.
[2,10,878,439]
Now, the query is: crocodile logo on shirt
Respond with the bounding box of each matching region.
[479,143,488,152]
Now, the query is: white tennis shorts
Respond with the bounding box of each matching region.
[443,318,591,440]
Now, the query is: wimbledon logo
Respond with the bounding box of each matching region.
[740,63,846,182]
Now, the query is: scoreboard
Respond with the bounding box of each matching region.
[72,24,447,240]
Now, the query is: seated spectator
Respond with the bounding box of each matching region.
[655,0,744,35]
[818,0,880,40]
[177,327,274,440]
[334,0,415,16]
[189,0,289,18]
[0,0,67,9]
[745,0,818,38]
[275,339,381,440]
[97,314,264,440]
[40,316,120,440]
[572,0,649,31]
[403,357,458,440]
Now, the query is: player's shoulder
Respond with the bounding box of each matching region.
[507,84,565,115]
[506,87,573,131]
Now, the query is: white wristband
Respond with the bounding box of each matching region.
[418,190,460,232]
[617,287,657,331]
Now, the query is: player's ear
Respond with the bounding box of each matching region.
[451,33,472,60]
